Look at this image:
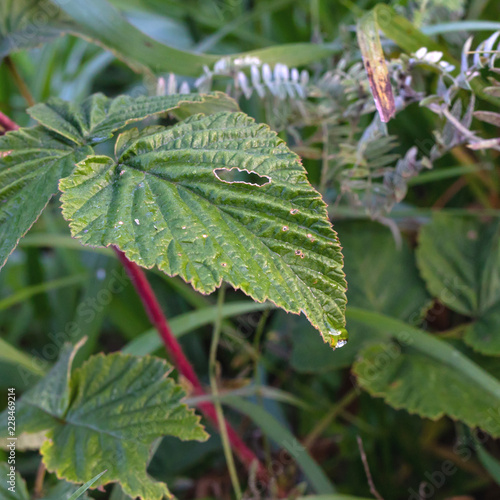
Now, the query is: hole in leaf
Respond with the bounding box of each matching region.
[213,167,271,187]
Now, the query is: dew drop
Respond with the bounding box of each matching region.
[118,221,124,225]
[182,226,187,230]
[202,234,208,238]
[282,226,289,231]
[221,262,227,267]
[290,208,299,214]
[134,218,140,225]
[336,339,347,348]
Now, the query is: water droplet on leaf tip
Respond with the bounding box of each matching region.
[336,339,347,348]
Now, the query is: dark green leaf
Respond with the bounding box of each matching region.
[59,112,347,347]
[291,222,429,372]
[0,93,234,271]
[0,127,92,270]
[28,92,239,145]
[0,340,207,500]
[416,214,500,355]
[354,341,500,437]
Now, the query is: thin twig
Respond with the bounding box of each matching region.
[33,461,46,498]
[357,435,384,500]
[115,249,268,483]
[5,56,36,107]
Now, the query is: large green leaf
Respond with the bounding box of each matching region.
[354,341,500,437]
[349,308,500,437]
[291,222,429,372]
[0,341,207,500]
[416,214,500,355]
[0,92,236,271]
[59,112,347,347]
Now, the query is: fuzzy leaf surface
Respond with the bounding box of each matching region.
[0,127,92,270]
[59,112,347,347]
[28,92,239,144]
[0,341,207,500]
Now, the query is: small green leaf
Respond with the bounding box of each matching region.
[59,112,347,347]
[349,308,500,436]
[0,93,236,272]
[416,214,500,355]
[0,462,29,500]
[0,341,207,500]
[0,127,92,270]
[354,341,500,436]
[28,92,239,145]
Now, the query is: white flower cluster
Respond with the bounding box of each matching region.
[413,47,455,72]
[185,57,311,100]
[235,63,310,99]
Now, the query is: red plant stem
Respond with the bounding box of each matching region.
[0,111,19,133]
[115,248,268,483]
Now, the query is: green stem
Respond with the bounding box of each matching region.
[209,284,242,499]
[347,308,500,400]
[252,309,272,469]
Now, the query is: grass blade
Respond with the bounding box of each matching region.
[67,470,108,500]
[224,396,336,494]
